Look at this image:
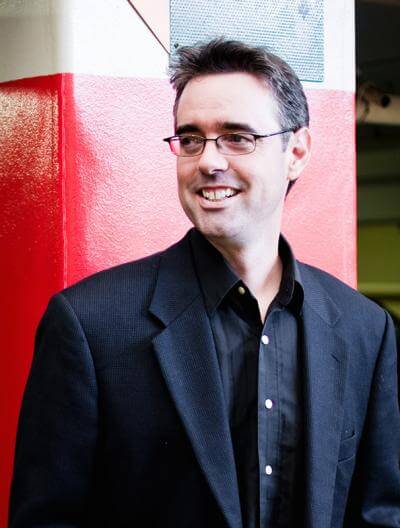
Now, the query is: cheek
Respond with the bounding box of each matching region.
[232,152,266,176]
[177,160,194,187]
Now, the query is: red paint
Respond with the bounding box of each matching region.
[1,73,355,525]
[63,74,187,285]
[0,75,64,525]
[284,89,357,286]
[64,75,355,287]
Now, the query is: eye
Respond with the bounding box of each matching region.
[219,134,255,153]
[223,133,252,144]
[179,135,202,146]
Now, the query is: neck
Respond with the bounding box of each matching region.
[206,228,283,305]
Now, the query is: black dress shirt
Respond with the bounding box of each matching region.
[190,229,305,528]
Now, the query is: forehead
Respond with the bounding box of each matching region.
[176,72,280,131]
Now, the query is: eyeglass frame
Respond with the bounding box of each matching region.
[162,129,296,157]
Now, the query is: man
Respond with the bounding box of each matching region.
[10,39,400,527]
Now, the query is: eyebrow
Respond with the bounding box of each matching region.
[219,121,258,134]
[175,124,201,135]
[175,121,258,136]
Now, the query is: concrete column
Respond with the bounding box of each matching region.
[0,1,355,524]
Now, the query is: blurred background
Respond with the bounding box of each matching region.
[356,0,400,347]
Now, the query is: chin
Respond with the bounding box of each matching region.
[182,203,241,241]
[193,220,241,242]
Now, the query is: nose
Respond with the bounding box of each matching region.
[197,139,229,176]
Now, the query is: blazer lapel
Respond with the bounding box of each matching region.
[300,265,349,528]
[149,234,242,528]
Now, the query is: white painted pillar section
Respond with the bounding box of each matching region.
[0,0,354,90]
[0,0,169,84]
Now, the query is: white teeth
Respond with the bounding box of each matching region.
[201,188,238,201]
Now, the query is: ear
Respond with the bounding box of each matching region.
[286,127,312,182]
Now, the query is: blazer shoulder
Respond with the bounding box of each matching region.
[298,261,388,329]
[61,231,193,298]
[62,251,162,302]
[51,250,166,329]
[48,233,192,326]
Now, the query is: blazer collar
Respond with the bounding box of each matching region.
[149,231,200,326]
[298,263,349,527]
[149,230,243,528]
[149,231,343,335]
[298,262,342,327]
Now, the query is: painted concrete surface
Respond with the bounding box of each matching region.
[0,0,169,83]
[1,1,355,524]
[64,74,356,286]
[0,73,356,294]
[1,70,355,524]
[0,75,65,523]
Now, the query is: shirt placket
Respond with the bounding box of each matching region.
[258,311,280,526]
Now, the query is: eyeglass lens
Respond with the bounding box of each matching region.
[170,134,256,157]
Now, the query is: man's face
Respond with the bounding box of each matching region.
[175,72,302,245]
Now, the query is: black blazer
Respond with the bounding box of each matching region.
[9,230,400,527]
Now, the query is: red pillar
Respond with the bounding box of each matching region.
[0,1,355,525]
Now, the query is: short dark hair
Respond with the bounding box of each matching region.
[168,38,310,193]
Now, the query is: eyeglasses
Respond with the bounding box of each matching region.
[163,130,294,157]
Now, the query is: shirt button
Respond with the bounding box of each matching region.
[265,399,274,409]
[265,465,273,475]
[238,286,246,295]
[261,335,269,345]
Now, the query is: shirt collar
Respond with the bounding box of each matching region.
[189,229,238,315]
[189,228,304,317]
[277,234,304,315]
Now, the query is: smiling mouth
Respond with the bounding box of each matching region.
[198,188,240,201]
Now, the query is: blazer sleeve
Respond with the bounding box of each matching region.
[9,293,99,527]
[346,310,400,527]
